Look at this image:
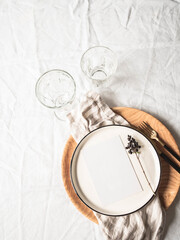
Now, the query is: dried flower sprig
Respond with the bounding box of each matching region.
[125,135,141,154]
[125,134,155,195]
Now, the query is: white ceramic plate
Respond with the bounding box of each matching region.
[70,125,161,216]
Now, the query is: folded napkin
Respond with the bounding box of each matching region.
[67,92,165,240]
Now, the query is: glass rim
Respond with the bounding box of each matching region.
[35,69,76,109]
[80,46,118,81]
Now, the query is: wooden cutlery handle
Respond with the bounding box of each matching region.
[160,152,180,174]
[164,145,180,162]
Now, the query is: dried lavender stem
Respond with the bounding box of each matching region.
[126,135,156,195]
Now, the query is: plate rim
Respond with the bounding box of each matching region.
[70,124,161,216]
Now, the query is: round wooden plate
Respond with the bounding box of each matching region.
[62,107,180,224]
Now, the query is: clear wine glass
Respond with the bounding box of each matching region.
[35,69,76,120]
[81,46,118,87]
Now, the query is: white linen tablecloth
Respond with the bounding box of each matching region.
[0,0,179,239]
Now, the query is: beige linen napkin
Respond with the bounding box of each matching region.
[67,92,165,240]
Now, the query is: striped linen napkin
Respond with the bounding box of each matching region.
[67,92,165,240]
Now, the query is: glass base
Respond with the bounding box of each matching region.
[91,69,107,80]
[54,110,68,121]
[54,99,78,121]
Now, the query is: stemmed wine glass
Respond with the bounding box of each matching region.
[81,46,118,87]
[35,69,76,121]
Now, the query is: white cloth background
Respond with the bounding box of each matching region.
[0,0,179,240]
